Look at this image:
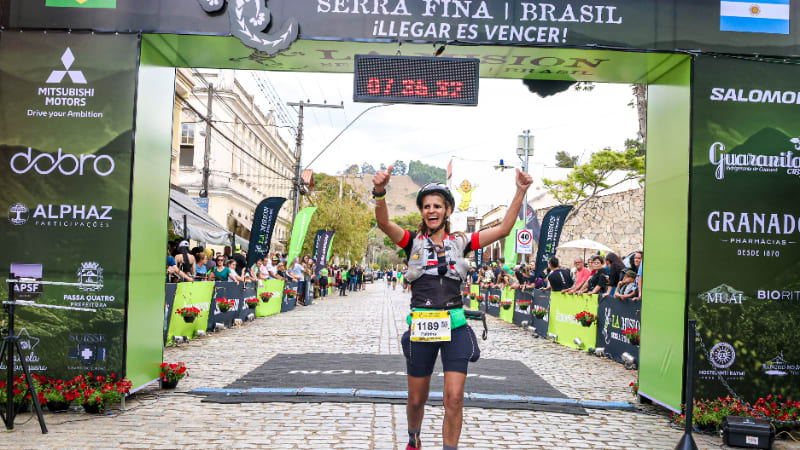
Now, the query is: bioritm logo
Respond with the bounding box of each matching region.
[30,47,103,119]
[8,202,112,229]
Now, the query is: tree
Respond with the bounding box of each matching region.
[378,211,421,257]
[408,160,446,186]
[379,163,387,171]
[299,173,372,262]
[361,162,376,174]
[392,160,407,175]
[344,164,359,174]
[554,151,579,168]
[629,84,647,146]
[543,142,644,222]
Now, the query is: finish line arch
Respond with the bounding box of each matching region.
[1,1,798,413]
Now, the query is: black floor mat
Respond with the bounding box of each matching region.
[199,353,586,415]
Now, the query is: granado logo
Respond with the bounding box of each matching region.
[10,147,114,176]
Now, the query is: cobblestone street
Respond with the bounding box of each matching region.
[2,282,797,449]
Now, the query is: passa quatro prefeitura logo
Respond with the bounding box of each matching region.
[29,47,103,119]
[8,202,112,229]
[10,147,115,176]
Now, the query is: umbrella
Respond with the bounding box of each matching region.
[557,239,614,260]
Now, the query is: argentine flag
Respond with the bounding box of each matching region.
[720,1,790,34]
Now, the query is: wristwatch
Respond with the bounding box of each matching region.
[372,187,386,198]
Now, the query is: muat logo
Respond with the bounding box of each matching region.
[8,203,29,225]
[698,284,749,305]
[46,48,87,84]
[77,261,103,292]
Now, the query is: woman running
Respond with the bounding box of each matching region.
[373,165,532,450]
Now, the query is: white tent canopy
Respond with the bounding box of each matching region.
[168,188,243,248]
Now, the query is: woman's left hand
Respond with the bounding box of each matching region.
[516,168,533,191]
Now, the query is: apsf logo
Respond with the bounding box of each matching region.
[10,147,114,176]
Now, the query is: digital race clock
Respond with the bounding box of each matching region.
[353,55,479,106]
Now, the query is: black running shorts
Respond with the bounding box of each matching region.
[401,325,480,377]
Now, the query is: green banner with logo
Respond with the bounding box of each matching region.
[46,0,116,8]
[689,55,800,402]
[547,292,598,351]
[287,207,317,265]
[0,32,138,379]
[256,279,283,317]
[503,220,523,265]
[166,282,214,345]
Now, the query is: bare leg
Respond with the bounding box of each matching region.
[442,371,466,447]
[406,375,431,437]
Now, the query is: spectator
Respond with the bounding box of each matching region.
[225,260,245,282]
[167,248,193,283]
[480,265,494,289]
[232,244,247,278]
[204,248,215,273]
[614,270,639,301]
[634,251,643,301]
[194,252,209,281]
[275,262,287,281]
[604,252,626,296]
[289,257,305,301]
[319,265,329,297]
[210,255,235,282]
[173,240,196,280]
[582,255,610,295]
[223,245,232,261]
[564,258,591,294]
[544,257,573,292]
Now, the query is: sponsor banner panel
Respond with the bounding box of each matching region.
[246,197,286,270]
[547,292,598,350]
[499,286,515,323]
[287,206,317,265]
[163,283,178,345]
[485,288,500,317]
[256,279,283,317]
[512,289,533,326]
[0,32,138,378]
[205,282,250,331]
[689,55,800,401]
[531,290,551,338]
[281,280,299,313]
[237,283,258,322]
[533,205,572,277]
[165,281,214,345]
[595,295,640,364]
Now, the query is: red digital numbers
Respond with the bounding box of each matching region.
[366,78,462,98]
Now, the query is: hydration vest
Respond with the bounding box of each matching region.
[405,233,469,284]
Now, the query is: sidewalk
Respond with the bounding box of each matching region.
[1,282,797,449]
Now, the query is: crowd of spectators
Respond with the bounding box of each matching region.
[467,250,643,301]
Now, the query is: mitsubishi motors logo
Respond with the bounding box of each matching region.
[46,48,87,84]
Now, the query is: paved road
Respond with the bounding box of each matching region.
[2,282,797,449]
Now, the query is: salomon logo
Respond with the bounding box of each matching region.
[10,147,114,176]
[46,48,87,84]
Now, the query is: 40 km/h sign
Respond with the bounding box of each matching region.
[516,229,533,254]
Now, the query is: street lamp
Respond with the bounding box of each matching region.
[516,131,534,262]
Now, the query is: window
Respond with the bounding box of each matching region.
[181,123,195,146]
[179,122,195,167]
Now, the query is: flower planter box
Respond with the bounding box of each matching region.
[46,401,70,412]
[182,316,196,323]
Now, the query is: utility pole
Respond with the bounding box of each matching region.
[516,130,533,263]
[200,83,214,198]
[287,100,343,222]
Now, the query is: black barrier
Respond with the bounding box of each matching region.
[595,295,641,364]
[237,282,258,322]
[304,280,313,306]
[281,280,298,313]
[206,282,248,331]
[485,288,500,317]
[513,290,533,326]
[531,290,551,338]
[163,283,178,345]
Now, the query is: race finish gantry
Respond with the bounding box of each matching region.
[1,0,798,420]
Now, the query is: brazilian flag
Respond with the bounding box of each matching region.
[46,0,116,8]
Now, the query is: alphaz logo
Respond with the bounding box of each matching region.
[10,147,115,176]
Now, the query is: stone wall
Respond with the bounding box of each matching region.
[535,187,644,264]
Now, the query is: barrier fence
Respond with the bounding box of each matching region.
[462,284,640,367]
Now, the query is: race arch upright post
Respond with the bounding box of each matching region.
[0,1,798,406]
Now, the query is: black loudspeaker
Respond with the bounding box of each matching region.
[721,416,774,449]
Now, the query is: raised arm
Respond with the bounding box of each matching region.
[372,165,406,244]
[475,168,533,248]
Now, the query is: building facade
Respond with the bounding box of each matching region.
[171,69,296,252]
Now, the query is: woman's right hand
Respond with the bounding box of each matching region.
[373,165,393,192]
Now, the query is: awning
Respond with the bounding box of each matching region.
[169,188,233,246]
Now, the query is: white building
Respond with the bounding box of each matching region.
[171,69,296,253]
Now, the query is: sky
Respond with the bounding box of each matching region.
[245,71,639,174]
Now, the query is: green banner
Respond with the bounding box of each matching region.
[0,32,138,379]
[469,284,480,310]
[499,287,515,323]
[166,282,214,344]
[287,207,317,265]
[46,0,116,7]
[503,220,523,265]
[547,292,598,350]
[256,279,284,317]
[688,55,800,402]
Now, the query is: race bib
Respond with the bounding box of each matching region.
[410,310,451,342]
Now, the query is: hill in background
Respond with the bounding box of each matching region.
[335,173,421,219]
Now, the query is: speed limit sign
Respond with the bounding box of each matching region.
[516,229,533,254]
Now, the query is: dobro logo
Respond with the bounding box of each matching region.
[10,147,114,176]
